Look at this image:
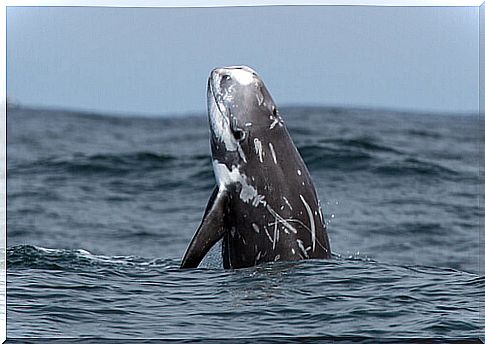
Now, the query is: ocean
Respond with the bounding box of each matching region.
[6,105,483,340]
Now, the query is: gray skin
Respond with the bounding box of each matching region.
[181,66,331,269]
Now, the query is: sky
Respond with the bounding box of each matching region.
[6,6,479,116]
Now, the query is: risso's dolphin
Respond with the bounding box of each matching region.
[181,66,331,269]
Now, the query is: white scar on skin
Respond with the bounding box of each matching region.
[297,169,302,176]
[291,220,327,255]
[268,142,277,164]
[269,116,279,130]
[283,196,293,210]
[266,205,298,234]
[300,195,316,252]
[256,92,264,106]
[252,194,266,207]
[213,161,266,206]
[272,221,279,250]
[208,88,247,163]
[208,92,236,151]
[227,67,254,85]
[264,226,274,243]
[297,239,309,258]
[254,138,263,163]
[318,200,324,223]
[266,202,330,252]
[252,223,260,233]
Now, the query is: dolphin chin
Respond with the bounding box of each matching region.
[181,66,331,269]
[207,78,238,155]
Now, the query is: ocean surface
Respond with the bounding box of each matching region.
[6,106,483,340]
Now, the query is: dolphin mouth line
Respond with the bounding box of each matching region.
[209,77,228,120]
[208,74,246,161]
[209,76,239,135]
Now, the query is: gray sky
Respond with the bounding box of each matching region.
[7,6,478,116]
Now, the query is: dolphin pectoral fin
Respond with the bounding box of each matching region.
[180,187,227,268]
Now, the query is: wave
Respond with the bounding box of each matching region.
[372,157,458,178]
[300,144,373,170]
[9,145,462,183]
[299,141,459,179]
[8,152,210,176]
[317,137,404,155]
[8,244,479,277]
[7,245,175,272]
[8,243,482,339]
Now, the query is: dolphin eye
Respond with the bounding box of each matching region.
[233,128,246,141]
[221,75,231,84]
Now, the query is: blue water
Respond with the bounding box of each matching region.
[7,106,483,339]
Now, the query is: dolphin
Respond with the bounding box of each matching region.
[181,66,331,269]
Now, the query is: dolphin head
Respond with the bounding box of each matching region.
[207,66,283,169]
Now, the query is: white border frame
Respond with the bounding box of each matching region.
[2,1,482,342]
[3,0,485,6]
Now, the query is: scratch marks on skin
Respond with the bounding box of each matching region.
[266,205,298,234]
[212,158,327,257]
[264,226,274,244]
[272,220,280,250]
[283,196,293,210]
[297,239,309,259]
[268,142,277,164]
[255,251,262,264]
[273,226,277,250]
[269,116,279,130]
[252,194,266,207]
[269,111,284,130]
[318,200,324,224]
[300,194,316,252]
[269,216,327,254]
[256,92,264,106]
[254,138,264,163]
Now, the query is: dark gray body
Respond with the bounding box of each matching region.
[181,66,331,269]
[221,122,330,268]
